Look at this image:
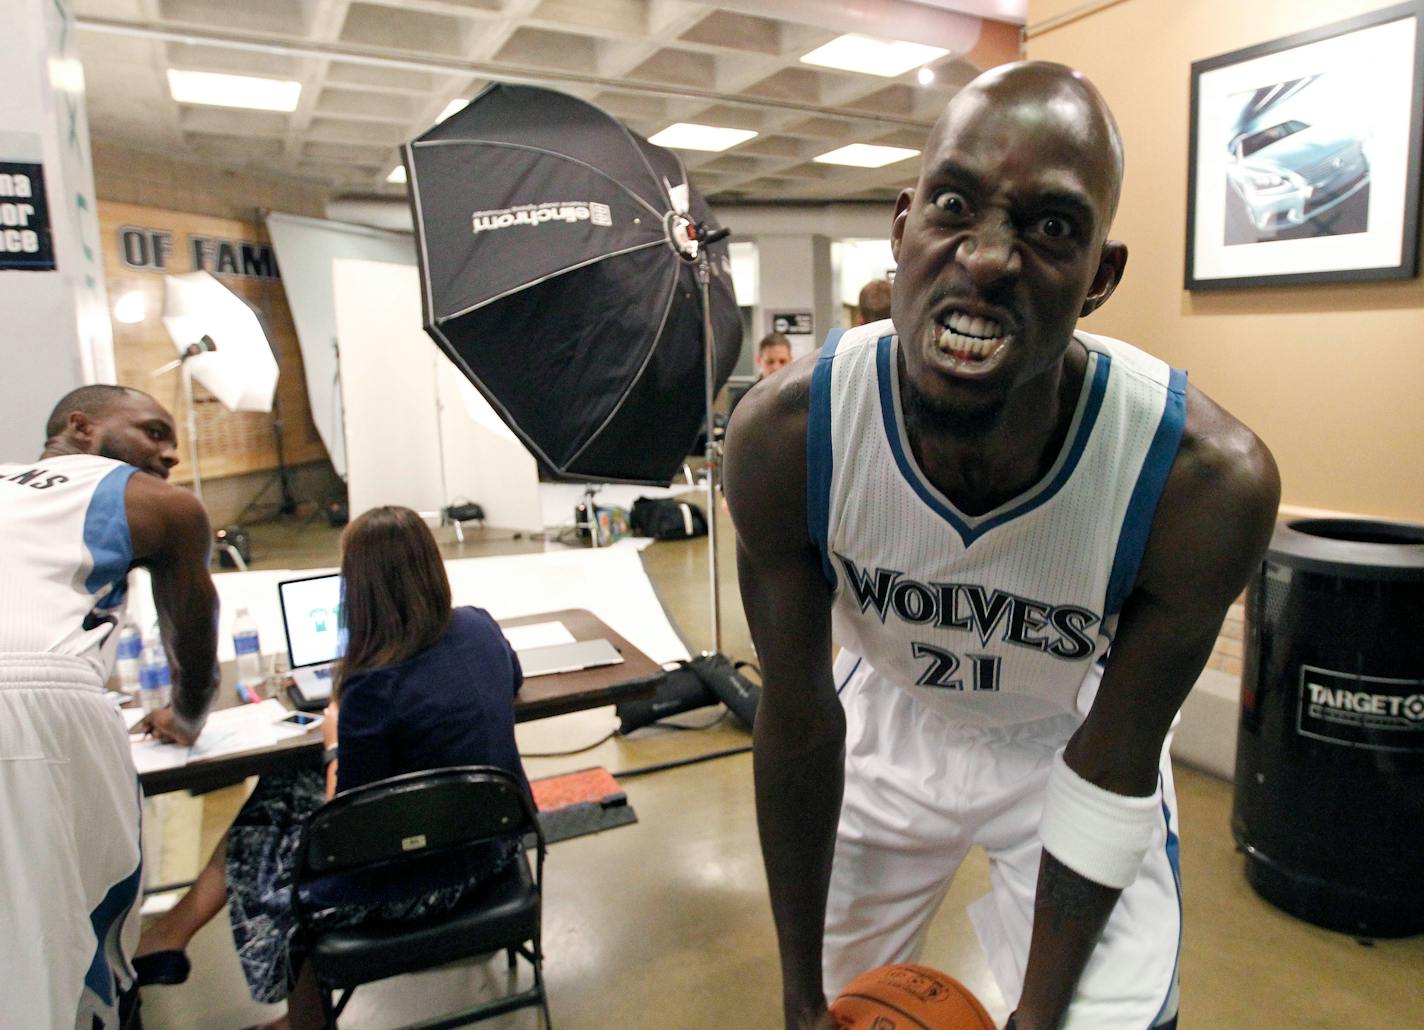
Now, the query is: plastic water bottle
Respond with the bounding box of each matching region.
[114,622,143,695]
[233,608,263,690]
[139,630,172,714]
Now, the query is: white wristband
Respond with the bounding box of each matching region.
[1038,750,1160,890]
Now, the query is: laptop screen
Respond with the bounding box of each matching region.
[278,573,346,669]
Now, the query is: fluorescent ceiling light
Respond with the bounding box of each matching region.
[437,98,468,123]
[386,165,407,184]
[800,34,950,77]
[167,69,301,112]
[648,123,757,152]
[814,144,920,168]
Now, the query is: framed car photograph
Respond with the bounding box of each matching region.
[1186,2,1424,289]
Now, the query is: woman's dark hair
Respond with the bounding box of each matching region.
[334,506,451,696]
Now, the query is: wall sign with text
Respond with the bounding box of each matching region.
[118,224,280,280]
[0,162,55,271]
[770,310,814,335]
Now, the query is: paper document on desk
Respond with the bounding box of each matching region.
[131,699,310,774]
[504,621,577,652]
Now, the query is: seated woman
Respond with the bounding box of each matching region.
[132,505,527,1029]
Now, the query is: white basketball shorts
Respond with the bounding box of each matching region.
[0,654,143,1030]
[824,650,1181,1030]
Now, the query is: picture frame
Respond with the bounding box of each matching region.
[1185,2,1424,289]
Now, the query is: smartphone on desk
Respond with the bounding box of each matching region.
[276,711,323,731]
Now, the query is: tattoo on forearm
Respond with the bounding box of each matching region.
[1036,855,1109,933]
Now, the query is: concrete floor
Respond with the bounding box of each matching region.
[136,507,1422,1029]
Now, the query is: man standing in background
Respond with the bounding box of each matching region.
[0,385,220,1029]
[856,278,893,324]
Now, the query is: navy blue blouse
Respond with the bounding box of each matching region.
[335,606,527,794]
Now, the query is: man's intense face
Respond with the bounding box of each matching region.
[93,394,180,479]
[889,69,1123,432]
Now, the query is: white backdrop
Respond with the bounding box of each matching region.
[331,257,541,530]
[264,213,417,479]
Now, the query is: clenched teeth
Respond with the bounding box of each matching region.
[935,310,1009,361]
[942,310,1003,340]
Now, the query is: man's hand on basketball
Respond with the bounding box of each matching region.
[131,706,200,746]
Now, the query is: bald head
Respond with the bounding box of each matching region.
[927,61,1124,225]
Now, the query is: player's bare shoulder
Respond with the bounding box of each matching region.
[1146,382,1281,602]
[125,471,212,563]
[724,351,818,548]
[1174,383,1280,522]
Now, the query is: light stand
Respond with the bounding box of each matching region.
[151,337,248,571]
[693,225,731,652]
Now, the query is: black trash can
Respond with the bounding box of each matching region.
[1232,518,1424,937]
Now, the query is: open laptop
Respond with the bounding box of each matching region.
[278,573,344,710]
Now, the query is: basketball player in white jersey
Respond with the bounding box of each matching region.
[726,63,1280,1030]
[0,385,219,1029]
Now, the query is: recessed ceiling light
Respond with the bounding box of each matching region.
[800,35,950,78]
[386,166,407,184]
[166,69,301,112]
[437,99,468,123]
[917,67,936,86]
[814,144,920,168]
[648,123,757,152]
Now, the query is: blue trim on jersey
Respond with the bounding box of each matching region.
[808,328,846,586]
[1105,367,1188,616]
[84,859,143,1004]
[876,335,1111,547]
[1151,786,1184,1028]
[83,465,138,610]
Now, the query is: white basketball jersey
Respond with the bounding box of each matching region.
[0,454,139,684]
[809,321,1187,727]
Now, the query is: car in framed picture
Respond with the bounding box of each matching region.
[1187,2,1423,288]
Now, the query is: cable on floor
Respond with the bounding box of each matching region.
[612,745,751,780]
[519,729,618,758]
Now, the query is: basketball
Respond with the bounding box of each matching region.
[830,964,995,1030]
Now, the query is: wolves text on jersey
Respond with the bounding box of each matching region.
[835,553,1100,662]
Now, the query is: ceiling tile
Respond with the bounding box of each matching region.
[678,11,783,56]
[494,27,600,73]
[340,2,475,57]
[157,0,312,36]
[742,67,823,104]
[316,88,416,122]
[625,47,716,89]
[530,0,648,35]
[177,106,291,137]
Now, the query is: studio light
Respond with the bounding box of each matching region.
[648,123,757,152]
[814,144,920,168]
[800,34,949,78]
[166,69,301,112]
[113,289,146,324]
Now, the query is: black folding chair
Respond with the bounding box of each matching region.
[291,765,550,1029]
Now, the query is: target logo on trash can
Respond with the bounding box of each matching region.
[1297,665,1424,752]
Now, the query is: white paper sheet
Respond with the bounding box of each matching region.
[130,699,313,774]
[503,621,577,652]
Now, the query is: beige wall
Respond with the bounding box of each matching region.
[92,140,327,222]
[1027,0,1424,522]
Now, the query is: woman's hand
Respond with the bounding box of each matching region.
[322,700,340,749]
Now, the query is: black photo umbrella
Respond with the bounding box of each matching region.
[403,83,742,486]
